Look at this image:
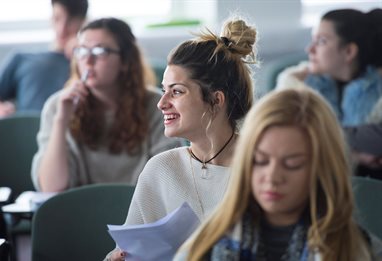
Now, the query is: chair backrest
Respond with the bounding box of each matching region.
[352,176,382,239]
[0,113,40,197]
[261,52,307,94]
[31,183,135,261]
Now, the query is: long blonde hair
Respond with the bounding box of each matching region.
[183,87,372,260]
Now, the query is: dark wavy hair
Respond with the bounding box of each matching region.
[69,18,149,154]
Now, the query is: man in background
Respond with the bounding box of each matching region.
[0,0,88,117]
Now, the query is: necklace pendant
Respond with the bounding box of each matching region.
[201,165,209,179]
[202,163,207,170]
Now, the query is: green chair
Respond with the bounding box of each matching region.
[351,176,382,239]
[261,52,307,94]
[0,112,40,260]
[0,112,40,198]
[31,183,135,261]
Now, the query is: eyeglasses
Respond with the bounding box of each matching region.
[73,46,120,60]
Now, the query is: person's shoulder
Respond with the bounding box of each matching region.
[6,51,66,65]
[143,147,189,173]
[362,66,382,86]
[147,147,189,165]
[1,51,26,66]
[139,147,189,182]
[12,51,45,60]
[40,90,64,116]
[276,61,310,90]
[304,72,333,91]
[29,51,69,65]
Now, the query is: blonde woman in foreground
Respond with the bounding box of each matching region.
[175,88,382,261]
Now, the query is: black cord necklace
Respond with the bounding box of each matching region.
[189,131,235,169]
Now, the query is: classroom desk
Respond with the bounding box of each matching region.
[2,191,57,220]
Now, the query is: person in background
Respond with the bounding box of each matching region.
[340,8,382,179]
[344,122,382,180]
[367,8,382,76]
[106,17,258,261]
[174,87,382,261]
[276,9,382,126]
[0,0,88,117]
[31,17,181,192]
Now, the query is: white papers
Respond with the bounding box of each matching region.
[0,187,11,203]
[107,202,200,261]
[1,191,57,213]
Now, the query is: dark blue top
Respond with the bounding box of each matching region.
[0,51,70,112]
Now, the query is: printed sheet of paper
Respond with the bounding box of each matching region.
[107,202,200,261]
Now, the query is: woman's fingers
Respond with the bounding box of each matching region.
[60,81,89,107]
[70,81,89,104]
[109,249,126,261]
[55,80,90,123]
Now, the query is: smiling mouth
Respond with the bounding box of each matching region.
[163,114,179,124]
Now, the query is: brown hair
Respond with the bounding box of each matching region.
[168,18,257,130]
[68,18,152,154]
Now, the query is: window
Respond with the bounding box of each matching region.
[301,0,382,27]
[0,0,172,44]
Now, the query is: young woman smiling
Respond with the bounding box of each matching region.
[105,17,258,261]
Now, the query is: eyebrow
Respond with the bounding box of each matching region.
[255,149,307,159]
[161,82,189,89]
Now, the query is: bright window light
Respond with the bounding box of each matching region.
[0,0,171,44]
[301,0,382,27]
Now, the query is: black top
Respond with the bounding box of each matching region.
[260,220,296,261]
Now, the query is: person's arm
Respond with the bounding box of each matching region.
[37,108,71,192]
[0,53,21,117]
[33,79,89,192]
[103,249,126,261]
[345,124,382,169]
[344,124,382,156]
[275,61,310,90]
[0,101,15,118]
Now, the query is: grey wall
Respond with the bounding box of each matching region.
[0,1,315,96]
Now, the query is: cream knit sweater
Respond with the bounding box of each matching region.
[125,147,231,225]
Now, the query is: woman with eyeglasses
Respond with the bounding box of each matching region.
[31,18,181,192]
